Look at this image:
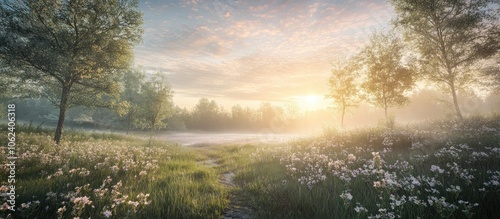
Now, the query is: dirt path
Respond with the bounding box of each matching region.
[198,158,254,219]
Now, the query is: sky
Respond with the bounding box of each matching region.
[133,0,395,111]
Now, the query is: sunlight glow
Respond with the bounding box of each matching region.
[294,95,327,112]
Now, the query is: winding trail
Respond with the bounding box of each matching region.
[198,158,254,219]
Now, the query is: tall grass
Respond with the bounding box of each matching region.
[0,128,227,218]
[220,114,500,218]
[2,114,500,218]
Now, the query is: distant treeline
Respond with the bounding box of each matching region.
[7,97,334,132]
[7,89,500,133]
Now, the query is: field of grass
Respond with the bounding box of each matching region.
[0,126,228,219]
[1,114,500,218]
[213,114,500,219]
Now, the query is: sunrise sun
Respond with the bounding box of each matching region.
[294,95,327,112]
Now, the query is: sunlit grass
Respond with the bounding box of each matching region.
[1,114,500,218]
[213,114,500,219]
[0,128,228,219]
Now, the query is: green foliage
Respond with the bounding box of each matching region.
[119,68,146,133]
[327,58,361,127]
[358,31,415,123]
[0,103,4,119]
[481,52,500,92]
[231,104,258,130]
[0,0,143,143]
[390,0,500,119]
[134,72,174,132]
[190,98,225,130]
[0,0,143,102]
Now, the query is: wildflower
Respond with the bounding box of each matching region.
[94,188,109,198]
[339,190,353,207]
[102,210,112,218]
[137,193,152,205]
[57,206,67,218]
[408,196,426,207]
[430,165,444,174]
[458,200,479,219]
[445,185,461,196]
[21,202,31,209]
[382,137,393,147]
[0,202,10,211]
[72,196,92,206]
[128,200,140,212]
[411,141,424,150]
[48,168,64,179]
[373,180,386,188]
[354,203,368,214]
[372,152,383,170]
[347,154,356,162]
[111,165,120,174]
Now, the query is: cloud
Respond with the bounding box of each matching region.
[134,0,394,108]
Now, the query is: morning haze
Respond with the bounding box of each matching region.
[0,0,499,218]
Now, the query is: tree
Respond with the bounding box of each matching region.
[135,72,174,138]
[390,0,499,119]
[0,0,143,144]
[358,32,415,123]
[259,102,286,131]
[0,59,42,99]
[481,52,500,92]
[192,98,222,130]
[326,58,360,128]
[121,68,145,134]
[232,104,258,130]
[259,102,276,128]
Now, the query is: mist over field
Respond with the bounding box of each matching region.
[1,0,500,218]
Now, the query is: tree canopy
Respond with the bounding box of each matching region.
[358,32,415,123]
[327,58,360,128]
[0,0,143,143]
[135,72,174,134]
[390,0,499,119]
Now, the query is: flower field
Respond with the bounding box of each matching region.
[229,115,500,218]
[1,114,500,218]
[0,129,227,218]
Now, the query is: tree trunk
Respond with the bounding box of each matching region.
[148,126,155,149]
[384,107,388,122]
[450,83,463,120]
[54,85,70,144]
[126,112,132,135]
[341,106,345,128]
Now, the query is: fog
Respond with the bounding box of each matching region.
[7,88,500,147]
[158,132,310,146]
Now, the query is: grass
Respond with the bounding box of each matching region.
[0,126,228,219]
[1,114,500,218]
[208,114,500,219]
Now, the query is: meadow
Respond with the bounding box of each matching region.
[1,114,500,218]
[222,114,500,219]
[0,127,228,218]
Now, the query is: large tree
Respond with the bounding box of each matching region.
[390,0,499,119]
[358,32,415,123]
[0,0,143,144]
[327,58,360,128]
[121,68,145,134]
[135,72,174,137]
